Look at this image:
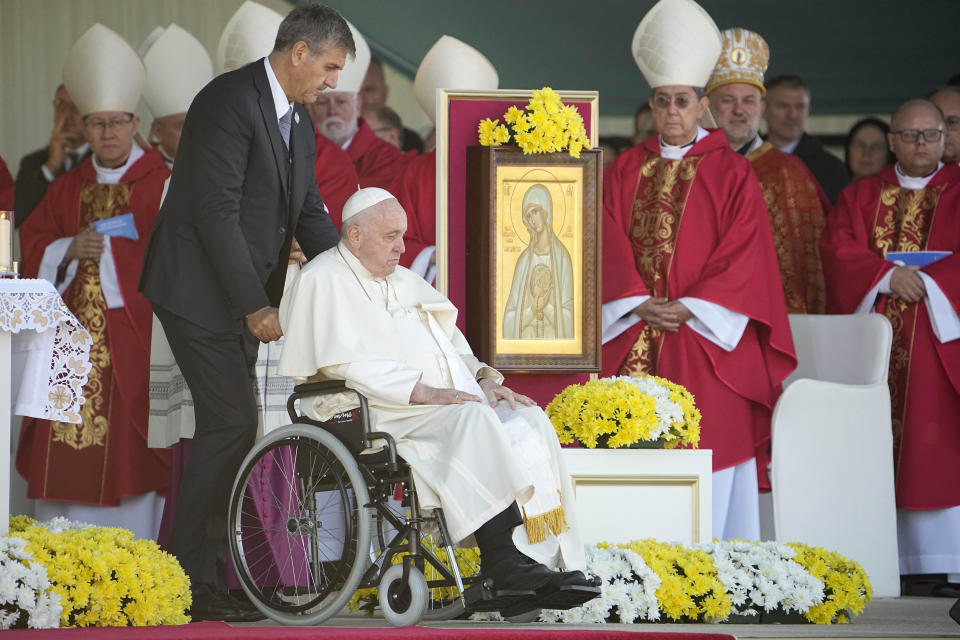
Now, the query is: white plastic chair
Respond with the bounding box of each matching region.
[769,314,900,597]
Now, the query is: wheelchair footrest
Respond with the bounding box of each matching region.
[462,579,537,612]
[501,583,601,615]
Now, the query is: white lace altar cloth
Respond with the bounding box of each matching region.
[0,279,92,423]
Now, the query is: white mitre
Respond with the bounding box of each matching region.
[63,23,145,116]
[217,0,283,73]
[631,0,722,89]
[342,187,397,222]
[141,24,214,117]
[413,35,498,123]
[333,20,370,94]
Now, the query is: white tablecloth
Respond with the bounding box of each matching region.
[1,278,91,423]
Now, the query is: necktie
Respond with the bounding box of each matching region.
[279,106,293,149]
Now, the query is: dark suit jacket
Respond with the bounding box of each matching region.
[139,60,339,333]
[14,147,91,228]
[793,132,849,206]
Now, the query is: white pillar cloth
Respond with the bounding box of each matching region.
[712,457,760,541]
[898,505,960,575]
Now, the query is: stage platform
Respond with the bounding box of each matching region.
[2,597,957,639]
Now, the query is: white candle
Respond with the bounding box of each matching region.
[0,212,11,272]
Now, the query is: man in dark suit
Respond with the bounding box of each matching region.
[14,85,90,227]
[139,3,354,621]
[764,74,849,205]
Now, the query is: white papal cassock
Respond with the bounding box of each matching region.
[277,243,585,571]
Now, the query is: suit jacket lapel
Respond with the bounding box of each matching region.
[253,64,291,198]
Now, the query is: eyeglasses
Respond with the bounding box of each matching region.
[652,93,698,110]
[890,128,943,143]
[84,116,134,132]
[946,116,960,131]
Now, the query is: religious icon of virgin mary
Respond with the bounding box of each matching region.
[502,184,574,340]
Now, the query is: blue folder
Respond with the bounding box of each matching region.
[885,251,951,268]
[92,213,138,241]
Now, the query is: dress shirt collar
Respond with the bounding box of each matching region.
[263,57,293,122]
[777,136,802,154]
[895,162,943,190]
[92,143,144,185]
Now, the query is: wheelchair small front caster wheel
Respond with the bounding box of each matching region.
[379,563,427,626]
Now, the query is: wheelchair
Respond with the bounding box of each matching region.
[227,380,598,626]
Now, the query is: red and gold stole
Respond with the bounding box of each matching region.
[46,182,132,489]
[869,182,945,437]
[749,143,826,313]
[619,152,702,377]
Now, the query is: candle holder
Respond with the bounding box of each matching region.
[0,211,16,278]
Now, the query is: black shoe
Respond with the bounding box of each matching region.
[932,582,960,598]
[481,550,554,592]
[188,583,266,622]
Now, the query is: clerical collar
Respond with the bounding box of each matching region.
[659,126,709,160]
[895,162,943,190]
[736,136,764,156]
[92,143,144,185]
[340,126,358,151]
[336,241,394,310]
[777,137,802,155]
[157,145,175,170]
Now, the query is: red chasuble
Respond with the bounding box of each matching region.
[0,155,13,210]
[17,149,171,505]
[603,131,796,482]
[747,142,828,314]
[344,118,406,190]
[313,129,360,230]
[391,149,436,269]
[820,163,960,510]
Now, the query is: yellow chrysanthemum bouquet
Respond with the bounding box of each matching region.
[787,542,873,623]
[477,87,592,158]
[546,376,700,449]
[10,516,190,627]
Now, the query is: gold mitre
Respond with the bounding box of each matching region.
[631,0,722,89]
[706,28,770,96]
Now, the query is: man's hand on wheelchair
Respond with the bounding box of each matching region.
[409,382,482,405]
[478,378,536,410]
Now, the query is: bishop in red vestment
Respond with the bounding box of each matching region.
[705,27,827,314]
[391,149,436,273]
[18,144,171,508]
[313,128,360,229]
[820,99,960,579]
[16,25,171,534]
[602,70,795,537]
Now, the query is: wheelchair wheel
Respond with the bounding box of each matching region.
[378,563,427,626]
[228,423,372,625]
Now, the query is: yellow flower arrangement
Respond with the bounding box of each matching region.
[348,536,481,615]
[10,517,190,627]
[613,539,731,622]
[545,376,700,449]
[786,542,873,623]
[477,87,591,158]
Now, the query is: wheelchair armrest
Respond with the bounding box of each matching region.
[293,380,350,395]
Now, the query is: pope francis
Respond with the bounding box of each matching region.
[278,188,592,595]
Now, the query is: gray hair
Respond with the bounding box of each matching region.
[274,3,356,58]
